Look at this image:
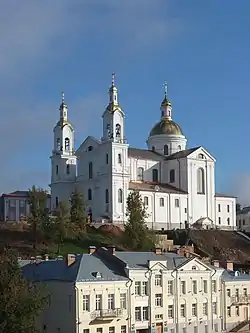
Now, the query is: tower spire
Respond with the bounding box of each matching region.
[109,72,118,105]
[112,72,115,87]
[161,81,172,119]
[61,91,65,104]
[59,91,68,122]
[164,81,168,98]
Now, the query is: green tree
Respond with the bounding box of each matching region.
[54,201,71,254]
[28,186,50,248]
[124,190,155,250]
[0,249,47,333]
[70,189,87,237]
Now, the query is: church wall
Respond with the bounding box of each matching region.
[187,157,215,226]
[53,124,74,153]
[147,134,187,156]
[214,196,236,229]
[129,157,161,182]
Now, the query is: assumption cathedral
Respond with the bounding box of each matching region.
[49,74,236,230]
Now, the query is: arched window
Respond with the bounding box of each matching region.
[144,196,149,206]
[65,138,70,151]
[164,145,169,155]
[137,167,144,181]
[105,189,109,204]
[160,198,164,207]
[88,188,92,201]
[56,165,58,175]
[89,162,93,179]
[118,153,122,164]
[66,165,70,174]
[56,138,60,151]
[118,189,123,203]
[115,124,121,138]
[152,169,158,182]
[178,145,181,151]
[88,146,93,151]
[198,153,205,159]
[55,197,59,208]
[152,146,155,152]
[197,168,205,194]
[170,169,175,183]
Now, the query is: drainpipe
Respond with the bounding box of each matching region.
[171,268,179,333]
[145,266,153,332]
[205,160,209,218]
[210,268,216,331]
[126,278,133,333]
[75,284,80,333]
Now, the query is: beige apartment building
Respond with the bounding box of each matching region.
[21,246,250,333]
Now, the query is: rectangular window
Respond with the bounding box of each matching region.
[227,289,231,297]
[192,280,197,294]
[95,294,102,310]
[83,295,90,311]
[135,307,141,321]
[203,280,208,293]
[106,153,109,164]
[109,327,115,333]
[180,281,186,294]
[168,305,174,318]
[89,162,93,179]
[227,217,230,225]
[236,306,240,316]
[191,303,197,317]
[218,217,221,224]
[203,302,208,315]
[118,154,122,164]
[120,293,126,309]
[175,198,179,208]
[96,329,102,333]
[155,294,163,307]
[212,280,217,293]
[135,282,140,295]
[159,198,164,207]
[218,204,221,212]
[56,165,58,174]
[168,281,173,295]
[212,302,217,315]
[121,326,126,333]
[141,281,147,295]
[180,304,186,317]
[108,294,115,310]
[227,204,230,213]
[155,274,162,286]
[144,196,148,206]
[142,307,149,320]
[84,330,89,333]
[227,307,231,317]
[244,288,247,296]
[66,164,70,174]
[184,207,187,213]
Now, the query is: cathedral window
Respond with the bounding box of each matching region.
[56,165,58,175]
[170,169,175,183]
[56,138,60,151]
[88,146,93,151]
[152,146,155,152]
[66,165,70,174]
[89,162,93,179]
[144,196,149,206]
[55,197,59,208]
[115,124,121,138]
[118,153,122,164]
[88,188,92,201]
[137,167,144,181]
[105,189,109,204]
[118,189,123,203]
[106,153,109,164]
[152,169,158,182]
[178,145,181,151]
[164,145,169,155]
[65,138,70,151]
[160,198,164,207]
[197,167,205,194]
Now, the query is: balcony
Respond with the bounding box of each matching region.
[91,309,123,320]
[231,295,250,305]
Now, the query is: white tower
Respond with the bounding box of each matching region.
[50,93,77,208]
[147,82,187,156]
[102,74,130,224]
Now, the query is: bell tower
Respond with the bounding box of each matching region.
[50,92,77,208]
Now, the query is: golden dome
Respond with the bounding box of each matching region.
[149,118,183,136]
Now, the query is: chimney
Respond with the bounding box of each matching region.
[108,245,116,255]
[44,254,49,261]
[227,262,234,271]
[88,246,96,255]
[154,247,162,255]
[67,254,76,266]
[212,260,220,268]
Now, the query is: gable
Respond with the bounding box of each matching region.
[76,136,101,155]
[177,257,212,272]
[148,260,168,270]
[188,146,216,162]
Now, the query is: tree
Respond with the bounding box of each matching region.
[70,189,87,237]
[54,201,71,254]
[0,249,47,333]
[123,190,155,250]
[28,186,50,248]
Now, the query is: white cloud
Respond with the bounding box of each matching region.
[0,0,180,192]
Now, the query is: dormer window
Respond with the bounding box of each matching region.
[88,146,93,151]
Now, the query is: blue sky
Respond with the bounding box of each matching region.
[1,0,250,204]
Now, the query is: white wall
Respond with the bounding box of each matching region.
[215,196,236,229]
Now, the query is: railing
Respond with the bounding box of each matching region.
[91,308,123,320]
[231,294,250,304]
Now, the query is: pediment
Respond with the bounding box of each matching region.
[188,146,216,162]
[148,260,168,271]
[76,136,101,155]
[177,257,212,272]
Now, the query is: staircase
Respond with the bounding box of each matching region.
[229,319,250,332]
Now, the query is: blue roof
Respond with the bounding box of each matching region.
[222,270,250,282]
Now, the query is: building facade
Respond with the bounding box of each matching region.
[21,247,250,333]
[49,75,236,230]
[236,207,250,232]
[0,190,51,222]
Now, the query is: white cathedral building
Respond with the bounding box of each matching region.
[50,75,236,230]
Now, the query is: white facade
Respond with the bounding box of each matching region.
[49,76,236,230]
[236,207,250,232]
[21,247,250,333]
